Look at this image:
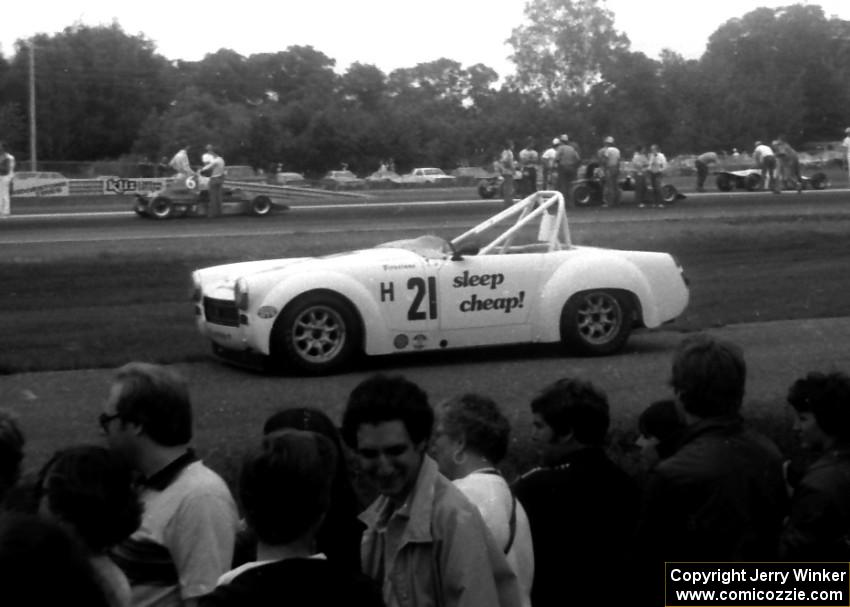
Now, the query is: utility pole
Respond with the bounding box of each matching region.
[28,40,36,171]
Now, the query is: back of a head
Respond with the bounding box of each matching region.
[113,362,192,446]
[670,334,746,418]
[341,374,433,448]
[638,399,683,443]
[531,377,610,446]
[788,371,850,443]
[0,513,110,607]
[0,409,24,503]
[240,430,337,546]
[439,394,510,464]
[37,445,142,553]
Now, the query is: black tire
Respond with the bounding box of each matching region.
[133,198,149,217]
[715,174,732,191]
[250,195,272,216]
[571,183,593,207]
[809,172,828,190]
[149,197,173,219]
[661,184,678,204]
[477,180,498,199]
[271,292,361,375]
[560,290,633,356]
[745,173,763,191]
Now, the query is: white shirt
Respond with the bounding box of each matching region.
[753,144,774,164]
[169,149,192,174]
[842,136,850,161]
[453,472,534,607]
[541,146,558,168]
[648,151,667,173]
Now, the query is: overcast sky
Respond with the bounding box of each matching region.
[3,0,849,78]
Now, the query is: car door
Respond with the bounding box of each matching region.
[374,258,440,334]
[437,253,543,331]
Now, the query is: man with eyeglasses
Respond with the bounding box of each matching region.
[341,373,521,607]
[100,362,238,607]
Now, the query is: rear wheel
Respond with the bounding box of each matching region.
[250,195,272,216]
[661,184,679,204]
[149,197,173,219]
[809,172,828,190]
[715,174,732,191]
[271,292,361,375]
[560,290,633,356]
[571,183,594,207]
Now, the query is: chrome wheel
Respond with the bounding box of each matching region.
[291,305,347,364]
[561,290,633,355]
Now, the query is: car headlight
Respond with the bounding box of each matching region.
[234,277,249,311]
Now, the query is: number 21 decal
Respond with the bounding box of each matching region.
[407,277,437,320]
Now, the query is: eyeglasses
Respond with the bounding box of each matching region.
[98,412,121,432]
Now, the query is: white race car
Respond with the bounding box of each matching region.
[192,191,689,374]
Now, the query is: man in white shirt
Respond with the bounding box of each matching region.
[753,141,779,193]
[0,142,16,218]
[199,148,226,218]
[647,144,668,207]
[540,138,559,190]
[842,128,850,184]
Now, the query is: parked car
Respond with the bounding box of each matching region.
[320,170,367,190]
[134,175,282,219]
[271,171,310,186]
[714,168,829,192]
[366,169,403,187]
[192,190,690,374]
[400,167,458,185]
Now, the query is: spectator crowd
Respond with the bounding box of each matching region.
[1,333,850,606]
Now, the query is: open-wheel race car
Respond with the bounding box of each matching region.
[134,175,283,219]
[571,163,684,206]
[191,189,690,375]
[713,168,829,192]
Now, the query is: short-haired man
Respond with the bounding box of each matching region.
[199,431,383,607]
[341,374,521,607]
[199,148,226,218]
[753,140,779,193]
[781,371,850,560]
[512,377,638,607]
[103,362,239,607]
[598,135,621,206]
[636,334,787,598]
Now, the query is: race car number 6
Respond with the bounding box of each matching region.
[407,277,437,321]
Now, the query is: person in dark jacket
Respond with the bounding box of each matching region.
[512,377,638,607]
[200,430,383,607]
[781,371,850,560]
[635,334,787,600]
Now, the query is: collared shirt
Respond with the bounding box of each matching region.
[112,452,239,607]
[359,455,521,607]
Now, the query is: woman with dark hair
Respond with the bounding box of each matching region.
[233,407,363,572]
[36,445,142,607]
[635,399,685,471]
[781,371,850,559]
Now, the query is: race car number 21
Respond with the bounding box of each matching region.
[407,277,437,320]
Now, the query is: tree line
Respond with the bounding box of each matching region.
[0,1,848,176]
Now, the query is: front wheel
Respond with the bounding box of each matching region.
[560,290,633,356]
[715,174,732,191]
[271,292,361,375]
[809,172,828,190]
[477,180,498,199]
[250,195,272,216]
[149,197,173,219]
[745,173,763,191]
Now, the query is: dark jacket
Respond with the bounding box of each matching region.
[512,446,639,607]
[781,446,850,560]
[636,415,787,561]
[199,558,384,607]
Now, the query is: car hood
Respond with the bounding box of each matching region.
[197,247,433,288]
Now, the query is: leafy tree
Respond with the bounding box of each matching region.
[507,0,629,100]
